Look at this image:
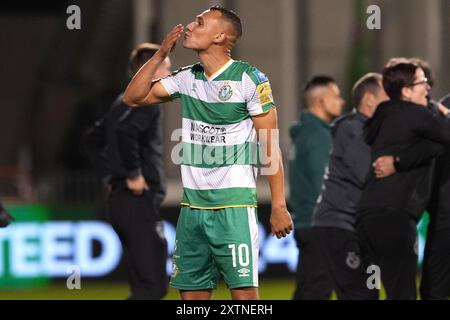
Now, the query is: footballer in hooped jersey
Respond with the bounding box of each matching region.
[123,6,293,300]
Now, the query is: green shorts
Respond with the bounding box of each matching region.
[170,206,259,290]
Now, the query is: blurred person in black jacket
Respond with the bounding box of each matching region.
[84,43,171,300]
[371,58,450,299]
[356,62,450,299]
[373,94,450,300]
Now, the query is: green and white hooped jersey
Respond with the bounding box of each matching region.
[160,59,275,209]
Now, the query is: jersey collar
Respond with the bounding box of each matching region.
[204,59,235,81]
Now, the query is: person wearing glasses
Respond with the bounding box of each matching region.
[371,58,450,299]
[356,62,450,299]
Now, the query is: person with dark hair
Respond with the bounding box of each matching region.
[289,75,344,300]
[356,62,450,299]
[371,58,450,299]
[374,94,450,300]
[123,7,293,300]
[311,73,388,300]
[84,42,171,300]
[386,57,435,88]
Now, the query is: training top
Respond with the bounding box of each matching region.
[160,59,275,209]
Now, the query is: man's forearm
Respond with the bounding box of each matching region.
[394,140,445,172]
[265,155,287,209]
[252,109,288,210]
[252,110,293,237]
[123,52,166,106]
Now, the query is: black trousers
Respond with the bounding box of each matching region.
[107,188,168,300]
[293,228,334,300]
[314,227,379,300]
[420,225,450,300]
[356,208,418,300]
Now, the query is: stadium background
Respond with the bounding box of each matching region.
[0,0,448,299]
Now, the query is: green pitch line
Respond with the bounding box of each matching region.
[0,279,294,300]
[0,279,394,300]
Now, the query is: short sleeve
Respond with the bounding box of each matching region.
[159,67,191,100]
[242,67,276,116]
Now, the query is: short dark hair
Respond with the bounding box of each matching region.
[352,73,382,109]
[386,57,434,88]
[210,6,242,40]
[129,43,160,74]
[409,57,434,88]
[382,63,418,100]
[304,75,336,93]
[385,57,410,68]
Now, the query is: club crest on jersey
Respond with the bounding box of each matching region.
[345,251,361,269]
[218,84,233,101]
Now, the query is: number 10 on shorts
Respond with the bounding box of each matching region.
[228,243,250,267]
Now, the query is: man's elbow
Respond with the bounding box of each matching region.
[122,94,140,107]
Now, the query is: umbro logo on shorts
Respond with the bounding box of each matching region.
[238,268,250,277]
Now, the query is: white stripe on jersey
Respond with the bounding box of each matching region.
[247,207,259,287]
[181,79,245,104]
[242,72,264,116]
[181,165,258,190]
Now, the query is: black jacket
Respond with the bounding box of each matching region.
[84,94,166,203]
[400,137,450,230]
[427,148,450,230]
[357,100,450,221]
[396,99,450,231]
[312,111,371,232]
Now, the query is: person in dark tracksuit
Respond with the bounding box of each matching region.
[312,73,388,300]
[356,63,450,300]
[374,93,450,299]
[84,43,171,300]
[289,76,345,300]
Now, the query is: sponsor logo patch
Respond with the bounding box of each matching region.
[253,70,268,83]
[256,82,274,105]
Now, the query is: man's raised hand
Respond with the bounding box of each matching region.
[158,24,184,58]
